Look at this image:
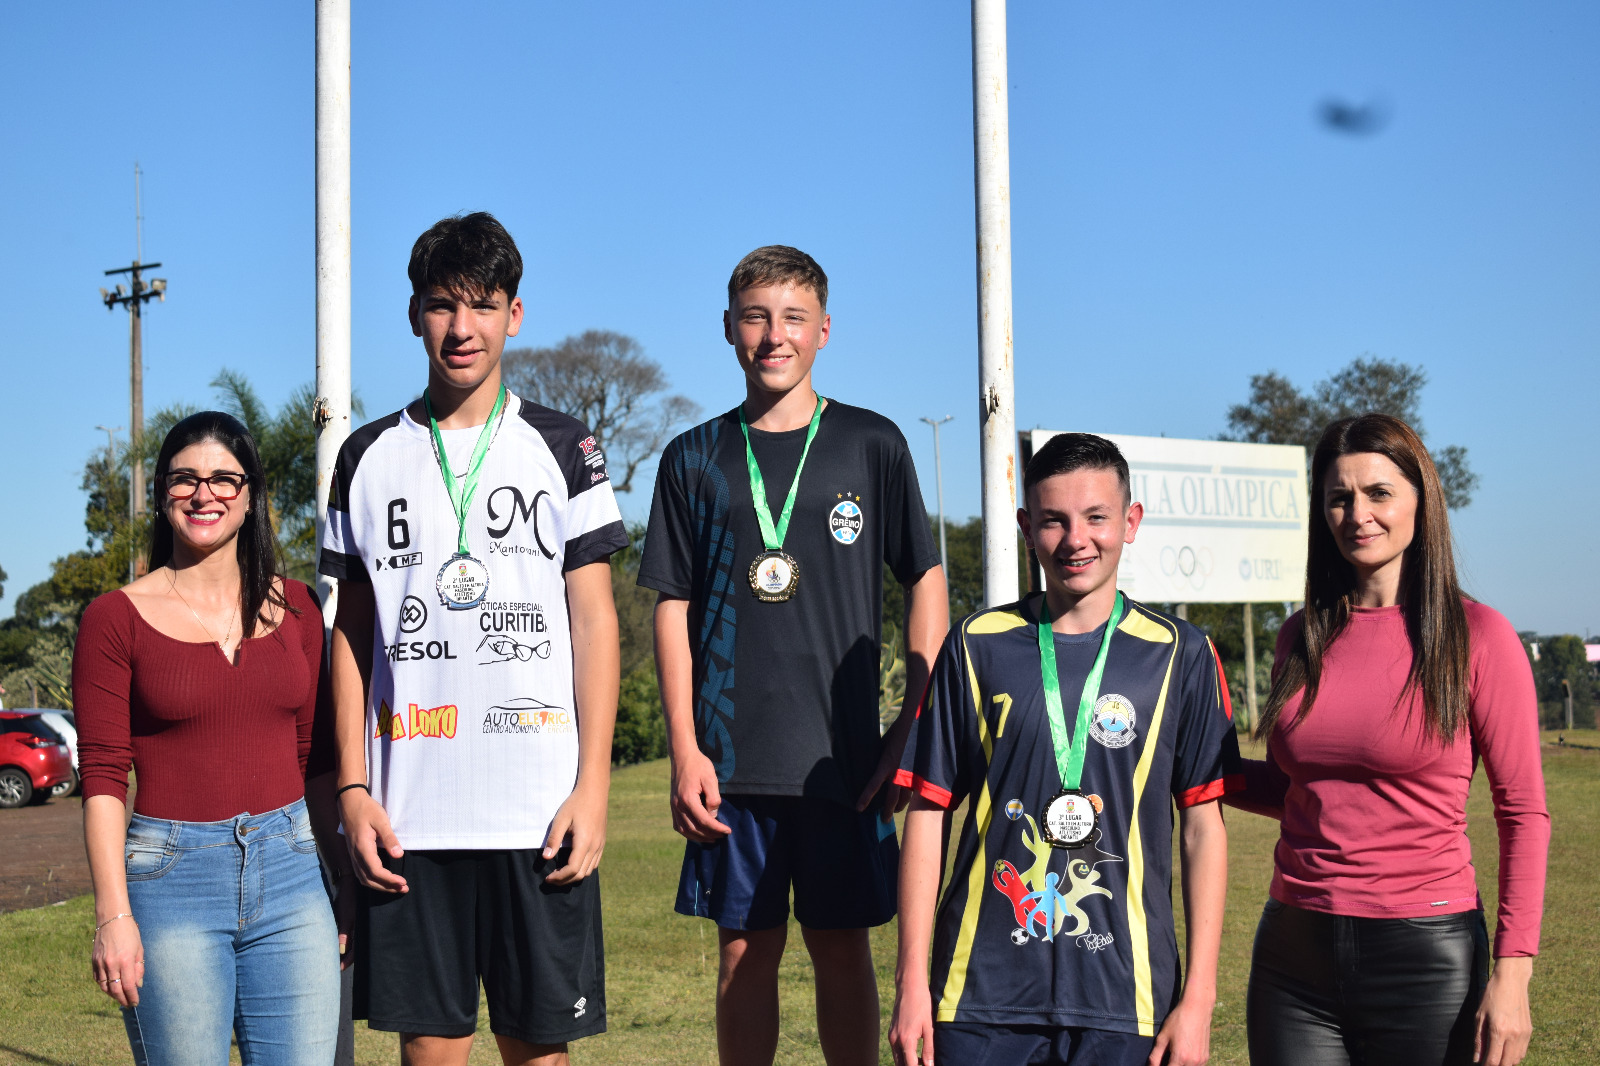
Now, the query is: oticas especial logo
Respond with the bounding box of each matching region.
[373,699,458,741]
[830,494,864,545]
[477,633,551,665]
[481,696,573,735]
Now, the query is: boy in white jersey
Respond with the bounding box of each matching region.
[321,212,625,1066]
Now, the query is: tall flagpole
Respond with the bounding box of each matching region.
[314,0,352,625]
[972,0,1018,607]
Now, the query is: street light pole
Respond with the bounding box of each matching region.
[95,425,123,463]
[972,0,1018,608]
[94,425,124,522]
[920,415,954,573]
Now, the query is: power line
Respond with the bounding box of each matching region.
[99,163,168,581]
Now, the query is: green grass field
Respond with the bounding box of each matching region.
[2,735,1595,1065]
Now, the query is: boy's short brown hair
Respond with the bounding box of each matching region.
[727,245,828,310]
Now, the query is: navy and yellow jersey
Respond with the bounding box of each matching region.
[893,594,1243,1036]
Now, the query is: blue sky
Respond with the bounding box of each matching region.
[2,2,1595,635]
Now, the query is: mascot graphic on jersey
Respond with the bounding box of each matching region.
[991,802,1121,944]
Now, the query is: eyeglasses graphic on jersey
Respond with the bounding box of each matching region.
[477,634,552,665]
[163,473,249,500]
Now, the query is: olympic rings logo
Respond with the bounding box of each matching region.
[1159,545,1214,591]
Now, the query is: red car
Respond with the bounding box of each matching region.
[0,711,73,808]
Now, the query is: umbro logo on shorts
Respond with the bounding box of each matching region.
[573,996,587,1018]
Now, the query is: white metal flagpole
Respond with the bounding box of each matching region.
[314,0,352,626]
[972,0,1018,608]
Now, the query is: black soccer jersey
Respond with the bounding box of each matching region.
[638,400,940,804]
[895,594,1242,1036]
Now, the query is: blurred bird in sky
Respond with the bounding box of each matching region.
[1318,97,1392,135]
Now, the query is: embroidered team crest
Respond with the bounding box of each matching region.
[829,498,863,545]
[1090,693,1137,749]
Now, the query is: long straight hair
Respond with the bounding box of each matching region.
[1257,414,1471,740]
[147,411,294,639]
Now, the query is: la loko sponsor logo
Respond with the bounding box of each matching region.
[373,699,458,740]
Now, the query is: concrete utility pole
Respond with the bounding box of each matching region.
[100,164,166,582]
[1242,602,1257,731]
[314,0,353,626]
[920,415,954,573]
[972,0,1018,608]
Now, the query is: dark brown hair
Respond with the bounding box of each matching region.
[1258,414,1471,740]
[1023,432,1131,504]
[727,245,828,310]
[148,412,295,640]
[409,212,523,300]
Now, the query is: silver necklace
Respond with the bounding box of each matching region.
[167,568,238,656]
[426,393,509,485]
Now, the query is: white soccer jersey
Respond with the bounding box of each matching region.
[320,390,627,850]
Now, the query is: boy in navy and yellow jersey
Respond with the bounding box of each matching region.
[889,433,1241,1066]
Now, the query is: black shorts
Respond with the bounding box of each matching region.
[933,1023,1155,1066]
[353,849,605,1045]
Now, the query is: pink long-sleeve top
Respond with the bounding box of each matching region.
[1240,600,1548,957]
[72,581,334,823]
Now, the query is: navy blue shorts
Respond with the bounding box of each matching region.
[933,1023,1155,1066]
[675,794,898,931]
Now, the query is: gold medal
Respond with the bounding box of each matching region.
[739,396,824,605]
[748,550,799,602]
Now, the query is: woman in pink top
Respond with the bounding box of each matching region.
[1229,415,1548,1066]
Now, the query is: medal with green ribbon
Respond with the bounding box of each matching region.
[1037,590,1125,848]
[425,384,507,610]
[739,394,825,603]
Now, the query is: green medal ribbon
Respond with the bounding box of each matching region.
[737,394,825,551]
[424,384,507,556]
[1037,590,1125,792]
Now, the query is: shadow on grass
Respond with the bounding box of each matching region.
[0,1043,72,1066]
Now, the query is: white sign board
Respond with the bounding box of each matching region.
[1026,431,1309,603]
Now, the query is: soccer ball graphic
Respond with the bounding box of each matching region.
[1011,928,1028,946]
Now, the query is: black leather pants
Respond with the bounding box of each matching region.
[1247,898,1489,1066]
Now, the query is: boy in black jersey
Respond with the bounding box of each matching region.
[638,246,948,1065]
[889,434,1239,1066]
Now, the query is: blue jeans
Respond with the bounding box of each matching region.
[122,798,340,1065]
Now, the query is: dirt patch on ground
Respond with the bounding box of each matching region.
[0,796,90,913]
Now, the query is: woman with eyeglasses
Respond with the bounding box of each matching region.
[72,412,345,1065]
[1228,414,1549,1066]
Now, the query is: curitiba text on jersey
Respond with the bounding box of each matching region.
[478,601,547,633]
